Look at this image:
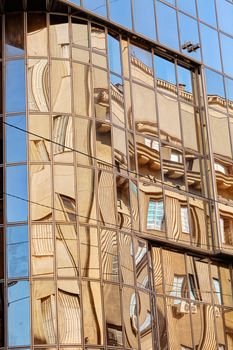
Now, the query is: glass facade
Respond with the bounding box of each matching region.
[0,0,233,349]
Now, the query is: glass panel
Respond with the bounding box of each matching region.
[82,281,103,345]
[75,117,93,165]
[130,44,153,87]
[6,115,26,163]
[91,24,106,54]
[205,68,226,112]
[96,121,112,164]
[200,24,221,71]
[98,169,116,225]
[116,176,131,229]
[33,280,57,344]
[80,226,99,279]
[30,164,52,222]
[5,13,24,56]
[220,33,233,77]
[108,33,121,75]
[29,114,51,162]
[187,256,211,303]
[83,0,107,17]
[56,225,78,278]
[119,233,134,285]
[77,167,96,224]
[101,229,119,282]
[110,74,125,127]
[8,281,30,346]
[216,0,233,36]
[197,0,217,27]
[209,110,231,158]
[155,55,177,93]
[180,103,198,151]
[113,126,127,170]
[32,224,54,277]
[27,13,47,56]
[28,59,49,112]
[93,68,109,120]
[51,60,71,114]
[54,165,76,221]
[57,280,81,344]
[130,180,140,230]
[138,291,153,350]
[178,0,196,16]
[192,303,217,348]
[157,1,179,50]
[0,283,3,347]
[177,66,193,96]
[156,296,168,349]
[6,165,28,222]
[7,225,28,278]
[110,0,132,29]
[162,147,185,189]
[134,239,149,289]
[72,18,89,47]
[0,229,3,280]
[122,287,139,349]
[6,60,26,113]
[50,15,69,58]
[179,14,200,60]
[73,63,91,116]
[151,247,163,293]
[104,284,123,346]
[134,0,156,39]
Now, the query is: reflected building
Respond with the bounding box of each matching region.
[1,1,233,350]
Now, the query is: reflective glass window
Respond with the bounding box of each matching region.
[110,0,132,29]
[27,13,47,56]
[216,0,233,36]
[6,115,26,163]
[83,0,107,17]
[134,0,156,40]
[179,14,200,60]
[205,69,225,99]
[200,24,221,71]
[50,15,69,58]
[157,1,179,50]
[147,200,165,230]
[220,33,233,77]
[72,18,89,47]
[178,65,193,94]
[6,165,28,222]
[154,55,176,89]
[108,33,121,75]
[6,60,26,113]
[7,225,28,278]
[178,0,196,16]
[130,44,153,86]
[226,77,233,102]
[8,281,30,346]
[51,60,71,114]
[197,0,217,27]
[209,110,231,158]
[5,13,24,56]
[73,63,91,116]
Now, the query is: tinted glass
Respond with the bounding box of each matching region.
[134,0,156,39]
[197,0,217,27]
[7,225,28,278]
[6,60,26,113]
[6,115,26,163]
[220,33,233,77]
[200,24,221,71]
[179,14,200,60]
[83,0,107,17]
[157,1,179,50]
[216,0,233,36]
[110,0,132,29]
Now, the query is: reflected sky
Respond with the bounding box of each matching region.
[6,60,26,113]
[197,0,217,27]
[156,1,179,50]
[7,225,29,278]
[220,33,233,77]
[200,24,221,71]
[216,0,233,37]
[109,0,132,29]
[6,115,26,163]
[108,34,121,74]
[83,0,107,17]
[179,13,200,60]
[6,165,28,222]
[134,0,156,40]
[8,281,30,346]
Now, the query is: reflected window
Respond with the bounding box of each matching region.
[59,194,76,222]
[6,60,26,113]
[8,281,30,346]
[181,206,190,233]
[7,226,28,278]
[147,200,164,230]
[214,162,227,175]
[171,151,183,163]
[219,216,233,245]
[170,275,186,303]
[50,16,69,58]
[213,278,222,304]
[53,115,73,153]
[155,55,176,91]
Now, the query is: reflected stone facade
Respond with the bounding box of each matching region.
[1,1,233,350]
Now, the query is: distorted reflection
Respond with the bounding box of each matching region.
[28,59,49,112]
[5,13,24,56]
[122,287,139,348]
[98,169,116,225]
[84,0,107,17]
[104,283,123,346]
[50,15,69,58]
[73,63,91,116]
[72,18,89,47]
[27,13,47,56]
[29,114,51,162]
[96,121,112,165]
[108,33,121,75]
[93,68,110,120]
[130,44,153,87]
[8,281,30,346]
[162,145,185,189]
[110,74,125,127]
[7,225,28,278]
[33,280,57,344]
[82,281,103,345]
[156,1,179,50]
[116,176,131,229]
[80,226,99,278]
[77,167,96,224]
[51,60,71,114]
[101,229,119,281]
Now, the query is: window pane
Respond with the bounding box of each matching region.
[5,13,24,56]
[220,33,233,77]
[216,0,233,36]
[6,165,28,222]
[197,0,217,26]
[27,13,47,56]
[178,0,196,16]
[83,0,107,17]
[108,33,121,74]
[110,0,132,29]
[134,0,156,39]
[7,225,29,278]
[72,18,89,47]
[8,281,30,346]
[6,115,26,163]
[50,15,69,58]
[6,60,26,113]
[179,14,200,60]
[157,1,179,50]
[200,24,221,71]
